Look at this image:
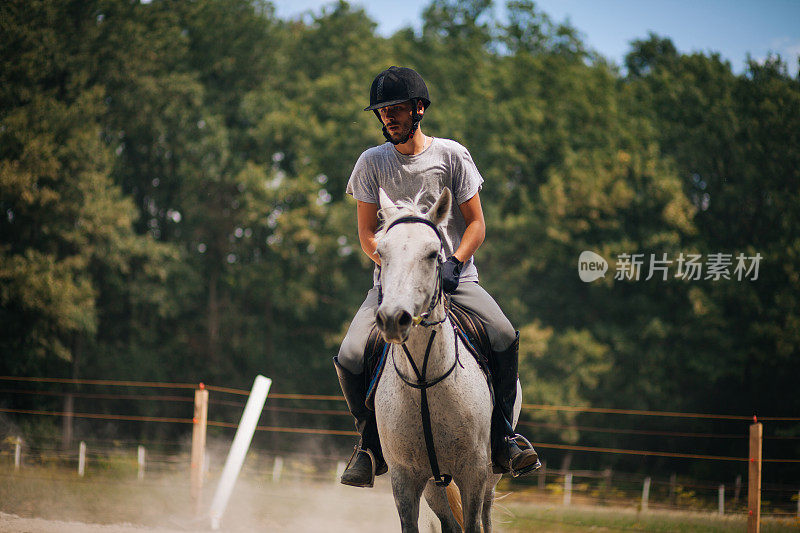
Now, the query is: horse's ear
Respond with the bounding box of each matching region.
[379,188,399,218]
[428,187,452,226]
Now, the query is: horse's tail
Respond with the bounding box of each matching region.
[446,483,464,530]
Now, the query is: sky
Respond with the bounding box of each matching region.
[272,0,800,76]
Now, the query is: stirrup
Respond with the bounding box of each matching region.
[507,434,542,478]
[341,445,377,488]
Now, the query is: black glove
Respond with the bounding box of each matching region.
[442,256,464,294]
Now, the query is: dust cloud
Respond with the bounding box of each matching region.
[0,470,450,532]
[0,434,478,532]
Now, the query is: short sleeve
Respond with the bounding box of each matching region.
[450,143,484,205]
[345,151,378,204]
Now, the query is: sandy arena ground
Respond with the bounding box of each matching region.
[0,512,186,533]
[0,473,475,532]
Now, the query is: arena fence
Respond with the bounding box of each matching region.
[0,376,798,530]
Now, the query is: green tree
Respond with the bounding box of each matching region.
[625,35,800,435]
[0,90,174,372]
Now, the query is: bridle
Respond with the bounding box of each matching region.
[377,215,446,327]
[377,214,460,487]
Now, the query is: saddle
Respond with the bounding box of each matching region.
[364,297,494,410]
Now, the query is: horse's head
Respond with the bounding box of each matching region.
[374,187,452,343]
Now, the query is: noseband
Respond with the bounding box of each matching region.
[378,215,446,327]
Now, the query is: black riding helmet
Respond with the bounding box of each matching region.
[365,66,430,145]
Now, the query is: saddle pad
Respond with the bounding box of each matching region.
[448,297,492,369]
[363,300,494,411]
[364,325,388,411]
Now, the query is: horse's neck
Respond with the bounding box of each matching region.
[394,301,454,379]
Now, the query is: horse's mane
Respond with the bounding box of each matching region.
[376,190,448,242]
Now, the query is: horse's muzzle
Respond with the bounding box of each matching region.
[375,306,412,343]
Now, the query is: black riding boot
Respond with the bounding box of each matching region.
[334,357,387,487]
[490,332,542,477]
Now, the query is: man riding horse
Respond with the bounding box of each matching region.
[334,66,541,487]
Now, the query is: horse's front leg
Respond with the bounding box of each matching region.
[390,467,427,533]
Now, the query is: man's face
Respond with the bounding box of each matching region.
[378,101,419,144]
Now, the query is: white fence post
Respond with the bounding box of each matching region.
[563,473,572,506]
[272,456,284,483]
[78,441,86,477]
[718,484,725,515]
[209,375,271,530]
[14,437,22,471]
[641,477,651,511]
[734,474,742,505]
[335,461,346,482]
[538,460,547,490]
[669,472,677,504]
[137,445,146,481]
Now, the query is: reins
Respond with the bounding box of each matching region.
[381,214,462,487]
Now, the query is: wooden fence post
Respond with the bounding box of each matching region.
[563,473,572,506]
[641,477,651,511]
[62,393,74,449]
[14,437,22,471]
[748,419,762,533]
[137,445,146,481]
[718,484,725,515]
[191,384,209,515]
[78,441,86,477]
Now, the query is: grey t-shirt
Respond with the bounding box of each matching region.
[346,137,484,286]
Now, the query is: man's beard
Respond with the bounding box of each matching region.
[383,122,415,145]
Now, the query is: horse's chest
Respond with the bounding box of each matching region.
[374,364,491,467]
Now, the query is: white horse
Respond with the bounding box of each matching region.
[373,187,522,533]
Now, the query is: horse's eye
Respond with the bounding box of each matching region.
[427,251,438,261]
